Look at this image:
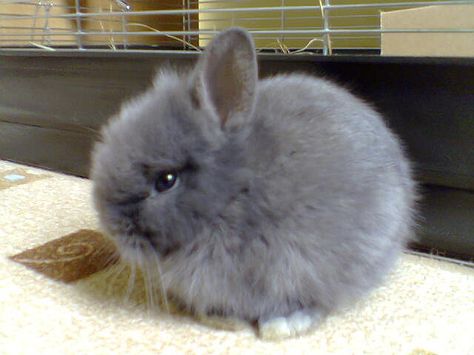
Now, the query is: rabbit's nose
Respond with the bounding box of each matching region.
[120,205,140,223]
[118,205,148,237]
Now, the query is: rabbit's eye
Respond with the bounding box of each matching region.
[155,171,178,192]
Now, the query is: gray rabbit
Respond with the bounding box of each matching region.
[90,27,417,338]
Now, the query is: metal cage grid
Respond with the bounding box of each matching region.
[0,1,473,55]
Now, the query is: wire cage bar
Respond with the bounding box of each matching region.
[0,0,473,54]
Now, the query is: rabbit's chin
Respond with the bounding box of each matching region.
[112,232,183,267]
[108,233,154,266]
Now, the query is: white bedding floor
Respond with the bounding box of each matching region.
[1,160,473,355]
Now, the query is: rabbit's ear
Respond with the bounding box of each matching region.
[190,27,257,130]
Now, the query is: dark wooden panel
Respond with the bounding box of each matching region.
[0,121,94,177]
[0,56,171,130]
[413,185,474,261]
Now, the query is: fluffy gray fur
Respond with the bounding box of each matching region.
[91,28,417,331]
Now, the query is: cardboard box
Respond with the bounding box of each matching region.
[381,5,474,57]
